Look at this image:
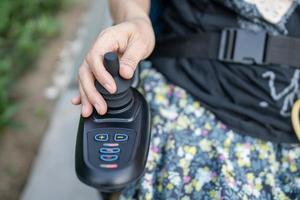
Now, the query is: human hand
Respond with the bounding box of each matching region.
[71,17,155,117]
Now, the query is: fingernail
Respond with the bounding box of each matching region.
[104,83,115,93]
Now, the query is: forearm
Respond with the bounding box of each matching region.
[109,0,150,23]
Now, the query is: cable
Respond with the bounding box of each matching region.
[291,99,300,141]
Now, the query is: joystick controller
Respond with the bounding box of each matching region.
[94,52,133,112]
[75,52,151,193]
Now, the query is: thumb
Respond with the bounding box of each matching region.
[119,42,145,79]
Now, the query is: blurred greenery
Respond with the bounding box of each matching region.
[0,0,67,129]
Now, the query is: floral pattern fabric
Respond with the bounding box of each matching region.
[120,63,300,200]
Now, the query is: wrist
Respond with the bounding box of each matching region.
[112,1,150,24]
[123,5,150,23]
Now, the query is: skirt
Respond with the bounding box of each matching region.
[120,63,300,200]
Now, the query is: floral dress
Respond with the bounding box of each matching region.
[119,63,300,200]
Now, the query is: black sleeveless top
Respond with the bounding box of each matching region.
[150,0,300,143]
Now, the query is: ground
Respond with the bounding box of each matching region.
[0,1,89,199]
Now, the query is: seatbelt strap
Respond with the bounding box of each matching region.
[152,29,300,68]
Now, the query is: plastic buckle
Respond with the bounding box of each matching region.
[218,29,268,65]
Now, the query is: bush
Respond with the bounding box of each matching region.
[0,0,66,128]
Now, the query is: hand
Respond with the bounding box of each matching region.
[71,17,155,117]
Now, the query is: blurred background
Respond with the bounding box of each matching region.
[0,0,110,199]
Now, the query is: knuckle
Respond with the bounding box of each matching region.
[85,53,94,65]
[99,28,112,37]
[92,70,105,85]
[91,63,103,77]
[78,66,86,77]
[111,40,120,51]
[138,39,148,50]
[121,56,138,68]
[99,27,117,41]
[84,56,98,75]
[86,92,97,105]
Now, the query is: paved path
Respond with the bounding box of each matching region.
[21,1,111,199]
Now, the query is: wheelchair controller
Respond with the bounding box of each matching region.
[75,52,151,193]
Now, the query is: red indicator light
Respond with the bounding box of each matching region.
[100,164,118,169]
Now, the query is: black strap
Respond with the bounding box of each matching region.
[152,32,220,59]
[152,29,300,68]
[265,35,300,67]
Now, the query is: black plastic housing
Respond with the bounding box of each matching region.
[75,88,151,192]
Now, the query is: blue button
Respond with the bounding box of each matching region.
[100,155,118,162]
[99,148,120,154]
[114,134,128,142]
[95,134,108,142]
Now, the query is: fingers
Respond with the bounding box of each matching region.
[85,28,124,94]
[119,41,146,79]
[78,62,107,116]
[118,20,154,79]
[85,55,116,94]
[88,23,145,80]
[79,82,93,117]
[75,28,123,117]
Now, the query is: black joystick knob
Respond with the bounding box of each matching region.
[103,52,119,76]
[95,52,133,111]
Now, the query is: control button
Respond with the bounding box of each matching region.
[114,134,128,142]
[100,164,118,169]
[100,155,118,162]
[94,134,108,142]
[100,148,120,154]
[103,143,119,147]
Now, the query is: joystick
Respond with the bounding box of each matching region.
[95,52,133,111]
[75,52,151,193]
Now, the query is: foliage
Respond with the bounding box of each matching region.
[0,0,66,129]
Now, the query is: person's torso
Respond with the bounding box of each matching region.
[150,0,300,143]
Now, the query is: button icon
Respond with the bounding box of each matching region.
[94,134,109,142]
[100,155,118,162]
[114,134,128,142]
[100,148,120,154]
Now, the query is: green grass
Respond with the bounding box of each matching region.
[0,0,66,129]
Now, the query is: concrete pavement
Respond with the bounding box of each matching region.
[21,90,99,200]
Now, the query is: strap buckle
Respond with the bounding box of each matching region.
[218,29,268,65]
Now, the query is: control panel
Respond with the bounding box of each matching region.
[87,128,136,169]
